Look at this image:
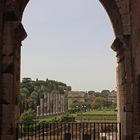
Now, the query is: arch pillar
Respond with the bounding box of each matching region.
[0,0,28,139]
[100,0,140,139]
[111,37,134,140]
[0,0,140,140]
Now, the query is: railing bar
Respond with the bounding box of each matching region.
[71,123,73,140]
[79,123,81,140]
[31,123,33,140]
[27,123,29,140]
[32,123,33,140]
[98,123,100,140]
[56,123,58,140]
[52,123,55,140]
[109,123,111,140]
[16,123,18,140]
[119,123,121,140]
[33,123,35,140]
[24,123,26,140]
[60,123,63,140]
[89,123,91,139]
[86,122,87,134]
[93,123,95,140]
[112,123,114,140]
[42,123,44,140]
[75,123,77,140]
[101,123,103,140]
[50,123,52,140]
[47,123,48,140]
[105,123,106,140]
[83,123,85,140]
[35,123,37,140]
[38,124,40,140]
[20,123,22,140]
[23,123,24,140]
[23,124,25,140]
[116,123,117,140]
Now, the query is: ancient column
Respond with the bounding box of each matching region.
[62,95,65,113]
[56,94,59,114]
[58,94,60,114]
[1,21,27,140]
[50,93,53,115]
[47,93,50,115]
[55,94,57,114]
[60,94,62,114]
[52,93,55,115]
[55,93,58,114]
[36,106,40,117]
[40,98,44,116]
[44,94,47,116]
[53,93,55,115]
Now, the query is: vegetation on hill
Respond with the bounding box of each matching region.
[19,78,117,123]
[19,78,71,113]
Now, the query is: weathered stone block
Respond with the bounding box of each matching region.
[3,23,15,52]
[117,0,130,14]
[0,135,14,140]
[122,14,130,25]
[1,74,13,104]
[0,104,16,135]
[124,104,133,112]
[2,56,14,65]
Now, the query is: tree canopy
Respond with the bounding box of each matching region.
[19,78,71,113]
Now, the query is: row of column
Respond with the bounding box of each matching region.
[37,93,65,117]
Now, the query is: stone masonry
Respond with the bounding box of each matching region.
[0,0,140,139]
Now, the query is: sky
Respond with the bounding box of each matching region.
[21,0,116,92]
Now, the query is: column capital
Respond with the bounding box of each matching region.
[111,37,127,63]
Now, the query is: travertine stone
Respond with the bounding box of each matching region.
[1,0,140,140]
[36,106,40,117]
[44,94,47,116]
[1,74,13,103]
[40,98,44,116]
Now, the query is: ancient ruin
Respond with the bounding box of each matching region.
[36,93,65,117]
[0,0,140,139]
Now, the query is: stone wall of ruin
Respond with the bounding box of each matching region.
[0,0,140,139]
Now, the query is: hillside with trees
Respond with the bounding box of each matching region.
[19,78,71,113]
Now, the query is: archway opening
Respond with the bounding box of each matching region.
[20,0,117,121]
[22,0,116,91]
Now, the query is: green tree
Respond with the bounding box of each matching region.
[20,87,31,111]
[92,97,108,110]
[101,90,110,97]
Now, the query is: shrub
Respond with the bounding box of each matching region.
[20,109,36,123]
[60,114,75,122]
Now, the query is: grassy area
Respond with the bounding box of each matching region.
[36,110,117,122]
[75,110,117,121]
[36,114,63,122]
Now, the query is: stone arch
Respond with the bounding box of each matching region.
[100,0,124,36]
[100,0,131,37]
[0,0,140,140]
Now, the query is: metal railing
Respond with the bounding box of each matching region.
[16,122,121,140]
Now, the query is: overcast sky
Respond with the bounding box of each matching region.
[21,0,116,92]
